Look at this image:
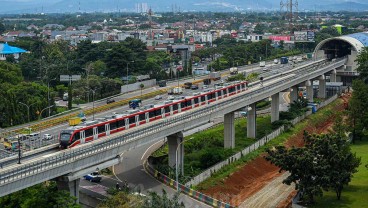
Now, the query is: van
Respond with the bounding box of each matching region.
[27,133,40,141]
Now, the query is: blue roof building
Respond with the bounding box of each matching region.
[0,42,27,61]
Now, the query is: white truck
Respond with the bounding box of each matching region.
[259,61,266,67]
[172,87,183,95]
[229,67,238,75]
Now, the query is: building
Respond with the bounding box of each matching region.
[314,32,368,85]
[0,43,27,61]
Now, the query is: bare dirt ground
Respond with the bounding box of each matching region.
[202,94,350,208]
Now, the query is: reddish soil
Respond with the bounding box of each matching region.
[202,94,351,207]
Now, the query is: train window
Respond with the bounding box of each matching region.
[72,133,80,143]
[173,104,178,111]
[85,129,93,137]
[207,93,212,100]
[117,120,125,128]
[237,85,241,90]
[201,95,206,102]
[110,122,117,130]
[155,109,161,116]
[222,89,227,95]
[129,116,135,124]
[149,110,156,118]
[194,97,199,104]
[229,87,235,93]
[165,106,170,113]
[98,125,105,133]
[180,102,185,108]
[186,100,191,106]
[139,113,145,121]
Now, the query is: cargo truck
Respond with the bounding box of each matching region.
[229,67,238,75]
[184,82,192,89]
[69,117,82,126]
[172,87,183,94]
[210,72,221,81]
[157,80,166,87]
[259,61,266,67]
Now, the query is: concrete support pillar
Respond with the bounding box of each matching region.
[271,93,280,122]
[305,80,313,102]
[290,86,299,103]
[56,177,80,203]
[167,132,184,175]
[224,112,235,149]
[330,69,337,82]
[318,75,326,99]
[247,103,256,139]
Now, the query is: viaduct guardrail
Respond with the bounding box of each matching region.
[0,58,346,197]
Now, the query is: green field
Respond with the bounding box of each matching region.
[311,140,368,208]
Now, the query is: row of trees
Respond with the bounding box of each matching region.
[0,62,49,127]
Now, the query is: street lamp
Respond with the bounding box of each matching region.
[176,137,194,192]
[17,136,21,164]
[126,61,135,92]
[47,78,56,117]
[90,89,98,120]
[18,102,38,123]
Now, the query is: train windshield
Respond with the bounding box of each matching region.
[60,133,71,142]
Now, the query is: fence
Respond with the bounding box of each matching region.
[144,161,235,208]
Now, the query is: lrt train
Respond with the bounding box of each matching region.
[59,81,248,148]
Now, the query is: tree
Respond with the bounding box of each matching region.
[143,190,185,208]
[0,182,80,208]
[265,132,361,204]
[0,21,5,34]
[348,80,368,142]
[355,47,368,82]
[98,191,144,208]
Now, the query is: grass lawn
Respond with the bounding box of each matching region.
[311,140,368,208]
[152,115,274,179]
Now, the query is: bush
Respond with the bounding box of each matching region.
[272,120,292,129]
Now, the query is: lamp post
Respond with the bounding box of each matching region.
[17,136,21,164]
[18,102,37,123]
[176,137,194,192]
[47,78,56,117]
[90,89,98,120]
[126,61,134,93]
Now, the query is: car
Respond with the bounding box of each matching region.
[106,98,115,104]
[191,85,199,90]
[43,134,53,140]
[203,85,209,89]
[84,172,102,182]
[155,95,163,100]
[167,95,175,100]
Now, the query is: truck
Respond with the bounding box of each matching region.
[259,61,266,67]
[183,82,192,89]
[203,78,211,85]
[69,117,82,126]
[157,80,166,87]
[280,57,288,64]
[172,87,183,95]
[210,72,221,81]
[229,67,238,75]
[273,59,279,64]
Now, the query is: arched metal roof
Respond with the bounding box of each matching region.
[346,32,368,47]
[314,32,368,55]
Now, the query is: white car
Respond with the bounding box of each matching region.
[167,96,175,100]
[43,134,53,140]
[155,95,162,100]
[203,85,209,89]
